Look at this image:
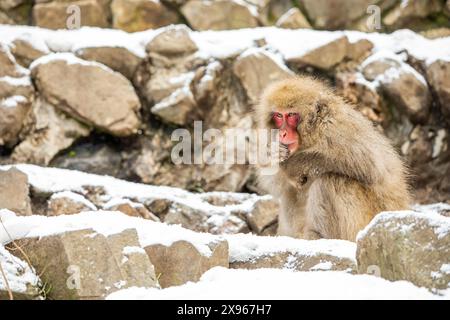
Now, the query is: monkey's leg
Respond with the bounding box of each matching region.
[306,175,375,241]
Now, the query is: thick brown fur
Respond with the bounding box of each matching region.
[256,76,411,241]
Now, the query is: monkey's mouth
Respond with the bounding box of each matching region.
[282,141,299,153]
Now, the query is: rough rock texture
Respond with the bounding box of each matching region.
[32,0,110,30]
[275,7,312,29]
[11,98,91,165]
[10,38,48,68]
[287,36,349,70]
[13,228,158,299]
[243,198,278,234]
[0,91,32,147]
[0,168,32,216]
[357,209,450,292]
[111,0,179,32]
[427,59,450,122]
[0,44,26,77]
[144,238,229,288]
[181,0,259,30]
[48,191,97,216]
[233,48,293,105]
[103,198,159,221]
[75,47,141,80]
[31,55,141,136]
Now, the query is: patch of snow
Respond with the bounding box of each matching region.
[50,191,97,211]
[0,75,31,87]
[29,52,115,73]
[432,129,447,158]
[1,95,27,108]
[224,233,356,263]
[357,208,450,241]
[0,244,41,294]
[106,267,444,300]
[311,261,334,271]
[122,246,146,255]
[0,210,223,257]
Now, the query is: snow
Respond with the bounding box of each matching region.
[357,207,450,241]
[0,244,40,295]
[0,25,448,69]
[122,246,146,255]
[0,210,223,257]
[50,191,97,211]
[29,52,115,73]
[0,75,31,87]
[225,233,356,263]
[106,267,444,300]
[359,50,427,86]
[1,95,27,108]
[0,164,267,220]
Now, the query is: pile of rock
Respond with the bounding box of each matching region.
[1,0,449,34]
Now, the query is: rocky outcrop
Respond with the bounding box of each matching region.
[357,206,450,292]
[48,191,97,216]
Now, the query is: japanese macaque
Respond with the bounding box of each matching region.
[256,76,411,241]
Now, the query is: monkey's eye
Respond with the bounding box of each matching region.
[272,112,283,128]
[287,112,300,127]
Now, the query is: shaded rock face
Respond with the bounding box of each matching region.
[357,209,450,292]
[111,0,179,32]
[144,239,229,288]
[0,168,32,216]
[12,228,158,299]
[47,191,97,216]
[181,0,259,31]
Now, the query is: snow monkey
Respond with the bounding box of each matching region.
[256,76,411,241]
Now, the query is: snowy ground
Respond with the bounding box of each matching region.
[107,267,443,300]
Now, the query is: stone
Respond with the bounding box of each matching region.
[228,234,356,273]
[357,209,450,292]
[31,54,141,137]
[0,44,26,77]
[0,168,31,216]
[144,238,229,288]
[383,0,443,30]
[12,98,90,165]
[10,38,48,68]
[287,36,349,70]
[145,26,198,56]
[75,47,141,80]
[32,0,110,30]
[426,59,450,123]
[106,229,158,288]
[233,48,293,105]
[48,191,97,216]
[13,228,157,299]
[103,198,160,221]
[150,87,197,126]
[0,244,41,300]
[301,0,374,29]
[346,39,374,62]
[245,198,278,234]
[111,0,178,32]
[0,93,32,147]
[181,0,259,30]
[275,7,312,29]
[51,142,122,177]
[362,57,431,123]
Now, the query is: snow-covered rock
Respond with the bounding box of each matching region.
[226,233,356,272]
[357,204,450,293]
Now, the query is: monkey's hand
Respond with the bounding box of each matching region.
[279,144,290,163]
[280,151,326,187]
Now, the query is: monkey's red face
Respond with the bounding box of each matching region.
[272,111,300,153]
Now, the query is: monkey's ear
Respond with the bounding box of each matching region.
[315,98,330,116]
